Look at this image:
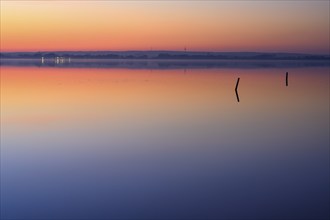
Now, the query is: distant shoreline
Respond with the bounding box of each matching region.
[1,51,329,61]
[1,58,329,69]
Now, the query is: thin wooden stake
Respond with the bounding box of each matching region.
[235,77,240,102]
[286,72,288,86]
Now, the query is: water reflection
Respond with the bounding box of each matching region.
[1,58,329,69]
[1,63,329,219]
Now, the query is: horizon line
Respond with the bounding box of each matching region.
[1,50,329,56]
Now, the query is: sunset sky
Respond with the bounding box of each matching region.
[1,0,329,53]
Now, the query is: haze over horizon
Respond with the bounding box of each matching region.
[1,50,329,56]
[1,1,329,54]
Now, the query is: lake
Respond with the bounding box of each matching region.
[1,60,329,219]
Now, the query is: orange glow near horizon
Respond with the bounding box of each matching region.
[1,1,329,53]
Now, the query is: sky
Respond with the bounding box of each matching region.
[0,0,329,54]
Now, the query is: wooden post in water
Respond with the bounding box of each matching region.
[235,77,240,102]
[286,72,288,86]
[235,77,240,91]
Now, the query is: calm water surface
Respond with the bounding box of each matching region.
[1,61,329,219]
